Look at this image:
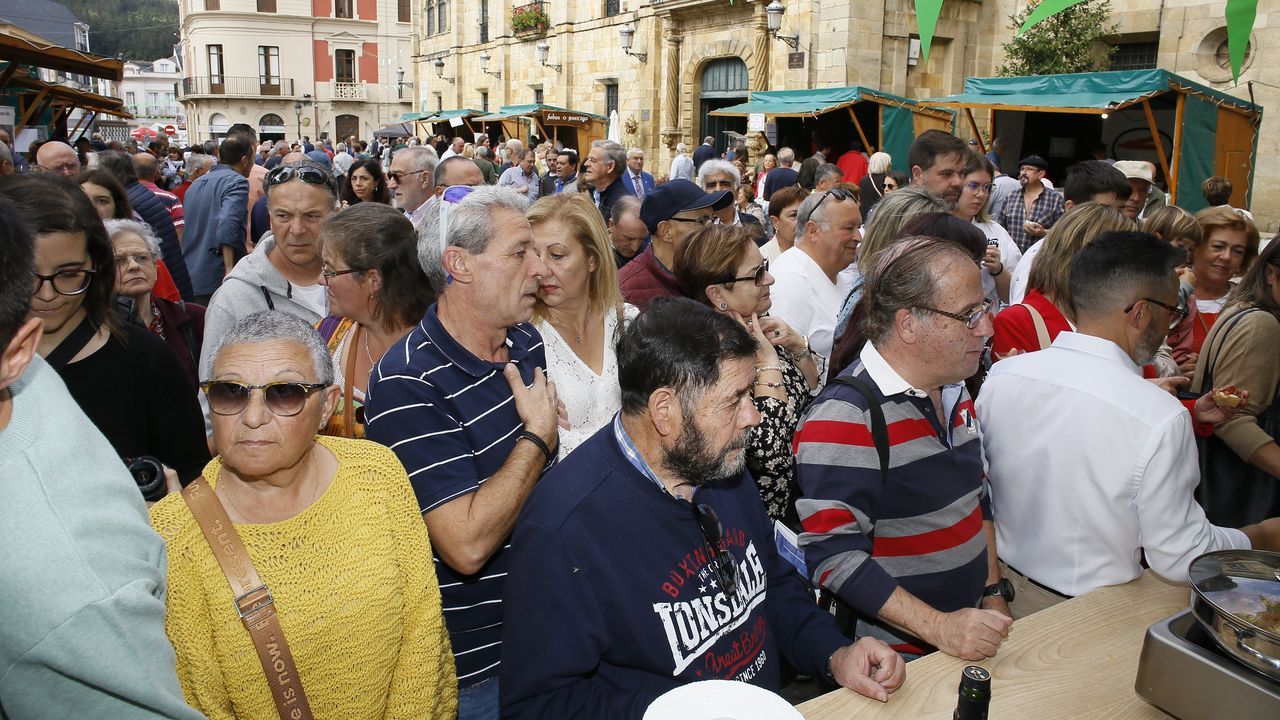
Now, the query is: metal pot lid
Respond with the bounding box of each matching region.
[1190,549,1280,642]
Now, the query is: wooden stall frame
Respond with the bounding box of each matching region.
[1169,93,1186,205]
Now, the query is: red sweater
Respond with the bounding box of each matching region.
[991,289,1071,359]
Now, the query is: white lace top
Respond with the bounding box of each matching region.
[538,304,638,458]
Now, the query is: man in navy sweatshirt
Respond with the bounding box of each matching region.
[500,299,904,719]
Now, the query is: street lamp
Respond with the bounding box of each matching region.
[765,1,799,50]
[395,67,407,99]
[479,50,502,79]
[433,57,454,84]
[618,22,647,63]
[535,41,562,73]
[294,99,303,140]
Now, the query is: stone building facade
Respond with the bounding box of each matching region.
[178,0,413,143]
[409,1,1272,227]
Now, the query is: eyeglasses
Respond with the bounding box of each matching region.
[668,214,715,226]
[812,187,858,214]
[320,266,363,284]
[32,268,95,296]
[884,181,899,191]
[719,258,769,287]
[387,168,427,183]
[266,165,337,193]
[200,381,329,417]
[114,252,154,268]
[693,502,741,601]
[1125,297,1189,321]
[963,181,994,194]
[915,300,993,329]
[38,161,80,175]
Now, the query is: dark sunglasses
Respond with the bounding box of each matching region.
[718,258,769,287]
[266,165,337,193]
[31,268,95,296]
[1126,297,1189,321]
[811,187,857,214]
[200,381,328,417]
[693,502,741,601]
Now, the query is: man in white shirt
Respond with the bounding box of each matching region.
[769,188,860,359]
[440,136,465,160]
[977,231,1280,617]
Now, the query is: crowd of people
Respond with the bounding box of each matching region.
[0,119,1277,720]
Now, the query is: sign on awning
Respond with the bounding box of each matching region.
[543,111,591,126]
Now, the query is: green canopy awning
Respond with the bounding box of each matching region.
[430,108,482,122]
[709,86,928,117]
[924,69,1260,114]
[400,111,431,121]
[474,103,607,123]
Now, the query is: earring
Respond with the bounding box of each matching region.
[718,302,727,310]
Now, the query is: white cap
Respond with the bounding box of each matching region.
[1114,160,1154,185]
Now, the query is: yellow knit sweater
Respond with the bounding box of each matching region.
[150,435,457,720]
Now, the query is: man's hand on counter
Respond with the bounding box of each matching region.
[829,637,905,703]
[928,607,1013,661]
[980,593,1013,621]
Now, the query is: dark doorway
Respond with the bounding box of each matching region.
[335,114,360,143]
[699,57,748,157]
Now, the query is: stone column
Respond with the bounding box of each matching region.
[659,26,682,152]
[749,11,769,92]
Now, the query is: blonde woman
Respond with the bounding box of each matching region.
[528,193,637,456]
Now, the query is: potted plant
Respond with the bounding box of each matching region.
[512,3,548,35]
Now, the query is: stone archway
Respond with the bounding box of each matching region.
[680,38,767,153]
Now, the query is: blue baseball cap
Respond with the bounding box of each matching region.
[639,179,733,234]
[306,150,333,170]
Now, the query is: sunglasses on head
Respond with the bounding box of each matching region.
[266,165,336,193]
[200,381,328,417]
[812,187,857,213]
[693,502,742,601]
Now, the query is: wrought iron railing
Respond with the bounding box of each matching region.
[180,76,294,97]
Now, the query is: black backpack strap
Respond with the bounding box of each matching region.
[830,374,890,481]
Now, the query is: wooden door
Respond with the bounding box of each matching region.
[1213,108,1257,208]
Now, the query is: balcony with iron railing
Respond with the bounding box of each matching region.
[314,81,413,104]
[512,1,548,37]
[180,76,295,98]
[128,105,182,117]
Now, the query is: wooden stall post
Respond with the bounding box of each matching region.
[965,108,987,154]
[15,86,50,135]
[1140,99,1172,196]
[1169,93,1186,205]
[847,106,874,154]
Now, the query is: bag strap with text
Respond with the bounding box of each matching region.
[181,477,315,720]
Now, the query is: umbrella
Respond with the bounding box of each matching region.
[373,123,411,138]
[607,110,622,143]
[131,126,157,141]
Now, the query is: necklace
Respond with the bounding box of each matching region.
[361,325,376,366]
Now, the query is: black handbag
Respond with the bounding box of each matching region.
[1195,307,1280,527]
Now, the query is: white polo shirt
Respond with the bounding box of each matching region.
[975,331,1248,596]
[768,246,852,360]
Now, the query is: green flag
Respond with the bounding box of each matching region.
[1225,0,1258,82]
[1016,0,1089,36]
[916,0,944,62]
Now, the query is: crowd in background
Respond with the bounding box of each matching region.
[0,119,1277,720]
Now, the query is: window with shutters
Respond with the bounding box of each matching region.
[480,0,489,42]
[207,45,224,86]
[257,0,275,12]
[604,82,618,119]
[335,49,356,84]
[398,0,409,22]
[604,0,620,17]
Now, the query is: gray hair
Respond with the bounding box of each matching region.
[418,185,531,292]
[868,151,892,175]
[698,159,740,189]
[103,218,162,258]
[676,142,688,154]
[204,310,334,385]
[815,163,844,185]
[777,147,796,166]
[795,187,855,231]
[186,153,214,174]
[397,146,439,177]
[626,147,645,159]
[610,194,643,224]
[592,140,626,177]
[862,236,976,346]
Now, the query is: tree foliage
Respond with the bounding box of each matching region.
[998,0,1118,76]
[63,0,179,61]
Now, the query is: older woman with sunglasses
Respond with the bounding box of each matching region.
[150,311,457,719]
[0,174,209,486]
[674,224,820,525]
[315,202,435,439]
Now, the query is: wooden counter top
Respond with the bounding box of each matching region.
[798,572,1189,719]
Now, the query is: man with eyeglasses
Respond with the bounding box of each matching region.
[768,186,862,361]
[698,159,761,232]
[977,231,1280,616]
[500,299,905,719]
[795,236,1013,662]
[35,140,81,178]
[387,146,439,228]
[197,160,338,427]
[996,154,1065,253]
[181,135,254,305]
[618,179,731,310]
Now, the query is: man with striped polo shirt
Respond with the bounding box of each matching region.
[365,185,561,719]
[794,236,1013,661]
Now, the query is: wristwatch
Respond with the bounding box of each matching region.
[982,578,1015,602]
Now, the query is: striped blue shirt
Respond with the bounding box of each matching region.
[364,303,547,687]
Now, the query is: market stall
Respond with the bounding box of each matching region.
[708,86,955,168]
[472,104,607,152]
[923,69,1263,211]
[0,32,130,139]
[401,109,483,142]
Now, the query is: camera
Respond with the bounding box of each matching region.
[126,456,167,501]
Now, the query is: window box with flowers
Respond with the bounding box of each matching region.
[512,2,548,37]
